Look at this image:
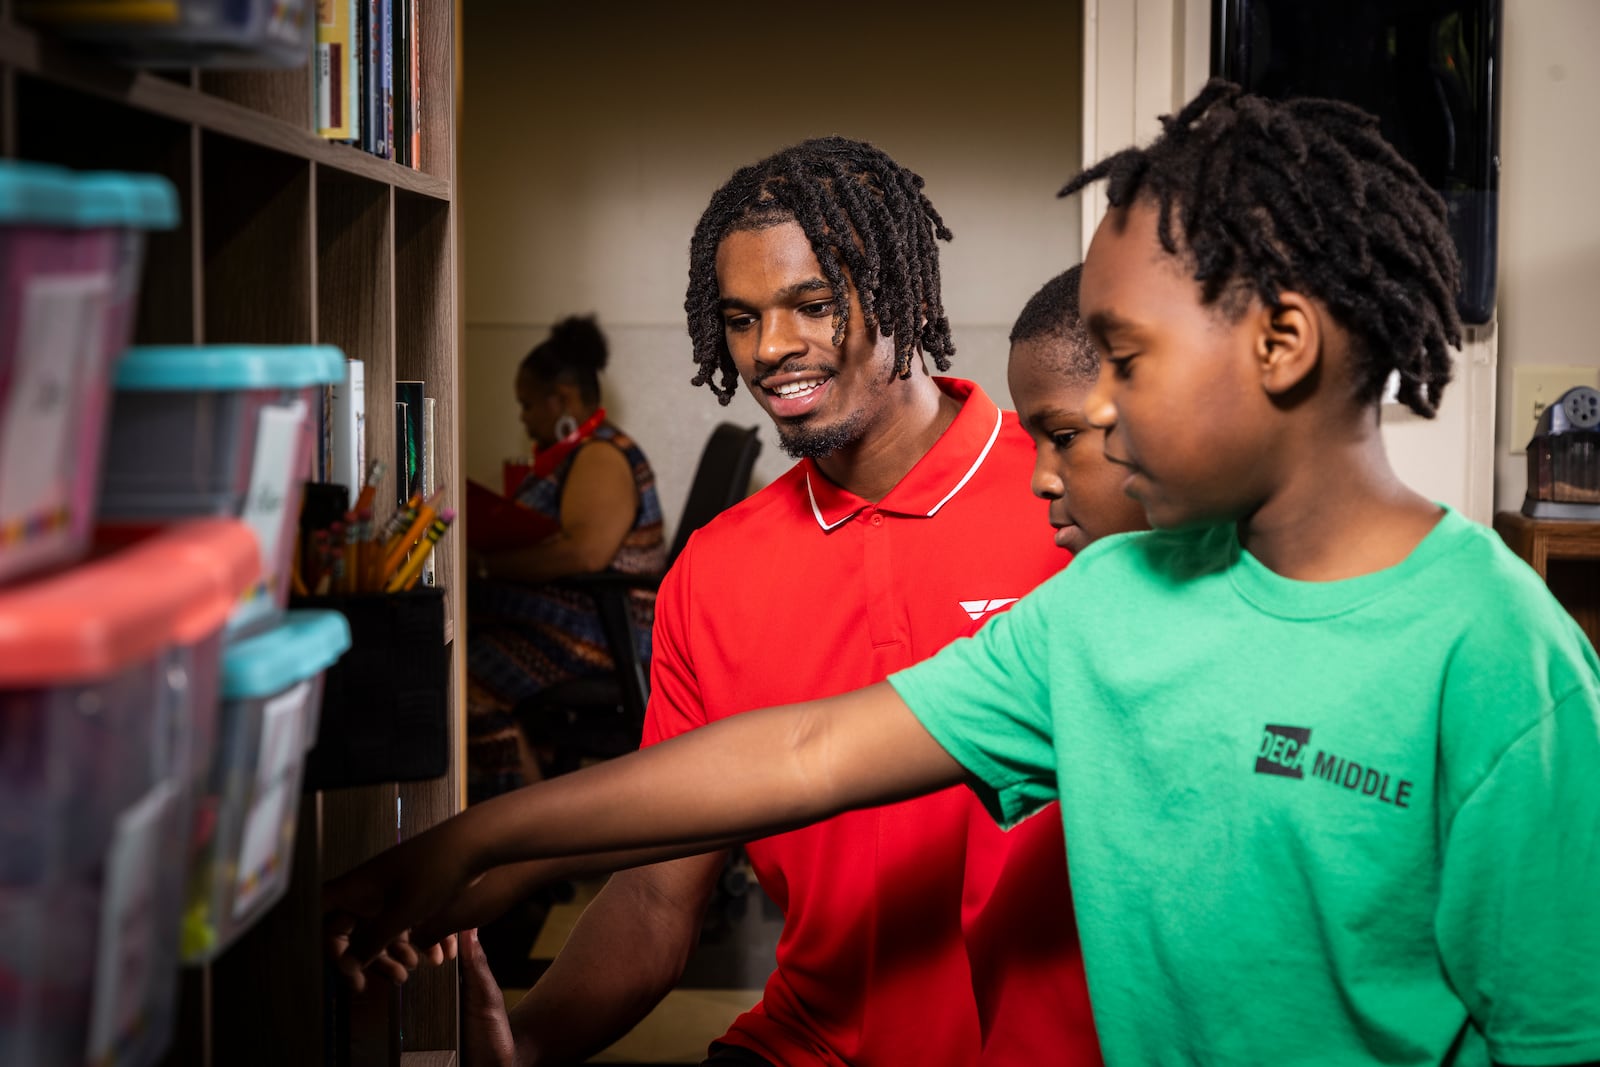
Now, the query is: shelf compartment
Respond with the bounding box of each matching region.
[395,189,454,599]
[14,74,198,342]
[315,166,396,508]
[200,131,311,343]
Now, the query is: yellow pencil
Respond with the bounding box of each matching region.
[386,509,453,593]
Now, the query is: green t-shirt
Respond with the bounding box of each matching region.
[891,509,1600,1066]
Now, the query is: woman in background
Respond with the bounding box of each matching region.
[466,315,666,804]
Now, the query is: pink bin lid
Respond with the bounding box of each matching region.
[128,519,262,642]
[0,519,261,685]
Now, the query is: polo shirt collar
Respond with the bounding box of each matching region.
[803,377,1005,531]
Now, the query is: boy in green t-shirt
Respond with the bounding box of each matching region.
[327,82,1600,1065]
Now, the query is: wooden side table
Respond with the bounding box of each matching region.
[1494,511,1600,648]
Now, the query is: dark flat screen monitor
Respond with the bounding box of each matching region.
[1212,0,1502,325]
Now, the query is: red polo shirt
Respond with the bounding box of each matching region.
[644,379,1100,1066]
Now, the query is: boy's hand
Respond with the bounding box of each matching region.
[460,928,519,1067]
[323,823,479,990]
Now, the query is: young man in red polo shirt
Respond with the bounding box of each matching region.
[343,138,1101,1066]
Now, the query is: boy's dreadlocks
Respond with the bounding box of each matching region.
[685,136,956,405]
[1061,79,1461,418]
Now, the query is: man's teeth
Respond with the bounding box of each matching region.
[773,380,823,398]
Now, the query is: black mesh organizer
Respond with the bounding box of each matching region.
[292,588,450,789]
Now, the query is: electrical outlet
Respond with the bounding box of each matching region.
[1511,365,1600,454]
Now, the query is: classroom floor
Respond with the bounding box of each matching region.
[498,871,783,1065]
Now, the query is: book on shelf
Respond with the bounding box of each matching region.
[394,380,425,505]
[381,0,394,162]
[393,399,411,510]
[362,0,383,157]
[392,0,409,167]
[350,0,365,147]
[409,0,421,167]
[420,395,437,586]
[328,358,366,509]
[314,0,353,139]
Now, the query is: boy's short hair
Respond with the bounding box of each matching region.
[1061,79,1462,418]
[685,137,956,405]
[1009,264,1098,383]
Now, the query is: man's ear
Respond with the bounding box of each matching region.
[1254,290,1321,396]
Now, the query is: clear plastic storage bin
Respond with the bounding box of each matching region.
[0,519,257,1067]
[19,0,313,69]
[0,163,178,587]
[180,610,349,963]
[99,344,346,636]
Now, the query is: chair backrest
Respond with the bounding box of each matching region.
[666,422,762,566]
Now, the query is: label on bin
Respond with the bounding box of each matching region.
[240,399,309,601]
[88,779,180,1066]
[233,680,310,919]
[0,273,109,545]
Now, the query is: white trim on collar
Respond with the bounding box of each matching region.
[805,471,857,531]
[925,405,1002,517]
[803,405,1004,529]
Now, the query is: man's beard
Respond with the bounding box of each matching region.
[775,407,871,459]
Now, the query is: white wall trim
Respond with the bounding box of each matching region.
[1079,0,1210,258]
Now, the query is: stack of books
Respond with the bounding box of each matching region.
[314,0,422,167]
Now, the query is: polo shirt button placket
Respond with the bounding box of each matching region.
[861,507,899,651]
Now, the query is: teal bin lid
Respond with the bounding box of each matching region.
[76,171,181,230]
[0,161,81,226]
[0,163,179,229]
[221,610,352,700]
[116,344,348,391]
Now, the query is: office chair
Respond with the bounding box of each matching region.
[510,421,762,774]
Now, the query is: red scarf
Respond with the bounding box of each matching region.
[531,408,607,480]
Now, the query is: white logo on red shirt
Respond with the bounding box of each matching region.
[959,597,1019,621]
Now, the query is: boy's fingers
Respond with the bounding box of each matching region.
[345,911,408,973]
[338,954,367,993]
[369,953,412,986]
[460,929,516,1067]
[387,935,421,970]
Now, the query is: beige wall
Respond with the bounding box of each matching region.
[462,2,1083,536]
[1493,2,1600,510]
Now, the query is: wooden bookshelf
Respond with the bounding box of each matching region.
[0,8,462,1066]
[1494,511,1600,649]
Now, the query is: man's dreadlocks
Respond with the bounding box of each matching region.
[685,136,956,405]
[1061,79,1461,417]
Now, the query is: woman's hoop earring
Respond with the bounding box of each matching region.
[554,414,579,441]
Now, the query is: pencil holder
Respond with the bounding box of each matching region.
[291,588,450,790]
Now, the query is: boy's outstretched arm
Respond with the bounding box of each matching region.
[325,681,963,985]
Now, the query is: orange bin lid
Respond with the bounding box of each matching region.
[0,519,262,685]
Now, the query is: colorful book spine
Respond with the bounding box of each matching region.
[395,380,425,502]
[392,0,409,167]
[380,0,393,161]
[314,0,352,139]
[329,358,366,509]
[345,0,361,144]
[420,395,436,586]
[409,0,420,167]
[363,0,383,157]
